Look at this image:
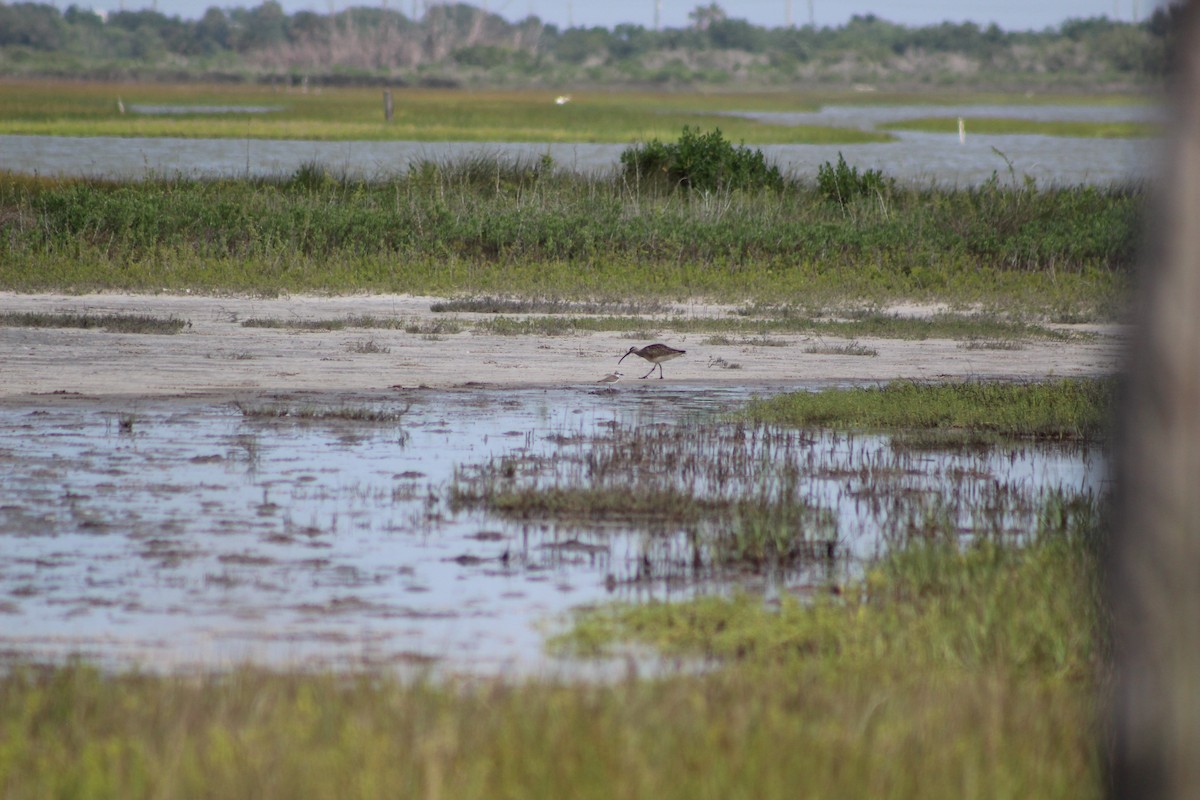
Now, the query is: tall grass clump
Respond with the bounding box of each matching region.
[406,152,557,196]
[620,126,783,191]
[816,152,892,206]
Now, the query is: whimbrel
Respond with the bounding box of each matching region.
[618,343,686,379]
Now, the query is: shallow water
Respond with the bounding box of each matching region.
[0,102,1159,186]
[0,385,1106,675]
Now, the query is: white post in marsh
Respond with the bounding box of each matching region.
[1110,2,1200,796]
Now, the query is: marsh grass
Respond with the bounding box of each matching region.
[241,317,349,331]
[472,316,582,336]
[449,420,843,571]
[346,338,390,354]
[431,311,1074,340]
[701,332,788,347]
[823,310,1080,341]
[0,83,892,145]
[242,316,464,335]
[0,157,1136,315]
[803,339,879,356]
[957,337,1027,350]
[234,401,408,423]
[0,311,188,334]
[452,482,835,570]
[741,378,1114,440]
[429,296,670,315]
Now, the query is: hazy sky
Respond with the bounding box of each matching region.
[101,0,1162,31]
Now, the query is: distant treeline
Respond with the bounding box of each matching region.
[0,0,1185,88]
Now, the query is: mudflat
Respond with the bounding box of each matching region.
[0,293,1123,400]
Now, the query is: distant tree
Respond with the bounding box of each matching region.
[230,2,288,53]
[191,7,233,54]
[63,5,103,31]
[1060,15,1120,41]
[688,3,726,32]
[0,3,67,50]
[609,23,652,60]
[453,44,509,68]
[286,9,326,45]
[833,13,906,58]
[708,17,763,51]
[553,26,609,64]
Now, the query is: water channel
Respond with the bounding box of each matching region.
[0,102,1160,186]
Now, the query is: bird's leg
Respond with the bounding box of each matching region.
[657,364,664,379]
[640,365,656,379]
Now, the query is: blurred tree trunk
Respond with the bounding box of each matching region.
[1110,1,1200,797]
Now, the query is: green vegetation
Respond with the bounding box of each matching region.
[620,126,783,191]
[0,311,188,334]
[741,378,1114,440]
[886,116,1160,138]
[0,146,1138,316]
[817,152,892,206]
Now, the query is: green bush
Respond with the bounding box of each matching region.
[620,126,783,192]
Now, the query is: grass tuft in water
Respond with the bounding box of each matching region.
[234,402,409,423]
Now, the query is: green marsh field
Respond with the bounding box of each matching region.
[0,82,1134,799]
[0,79,1152,143]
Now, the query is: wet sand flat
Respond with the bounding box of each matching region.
[0,293,1123,400]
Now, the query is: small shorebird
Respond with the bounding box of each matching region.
[597,371,624,384]
[618,343,686,379]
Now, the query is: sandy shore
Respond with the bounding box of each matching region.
[0,292,1125,400]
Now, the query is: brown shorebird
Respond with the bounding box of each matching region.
[618,343,686,379]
